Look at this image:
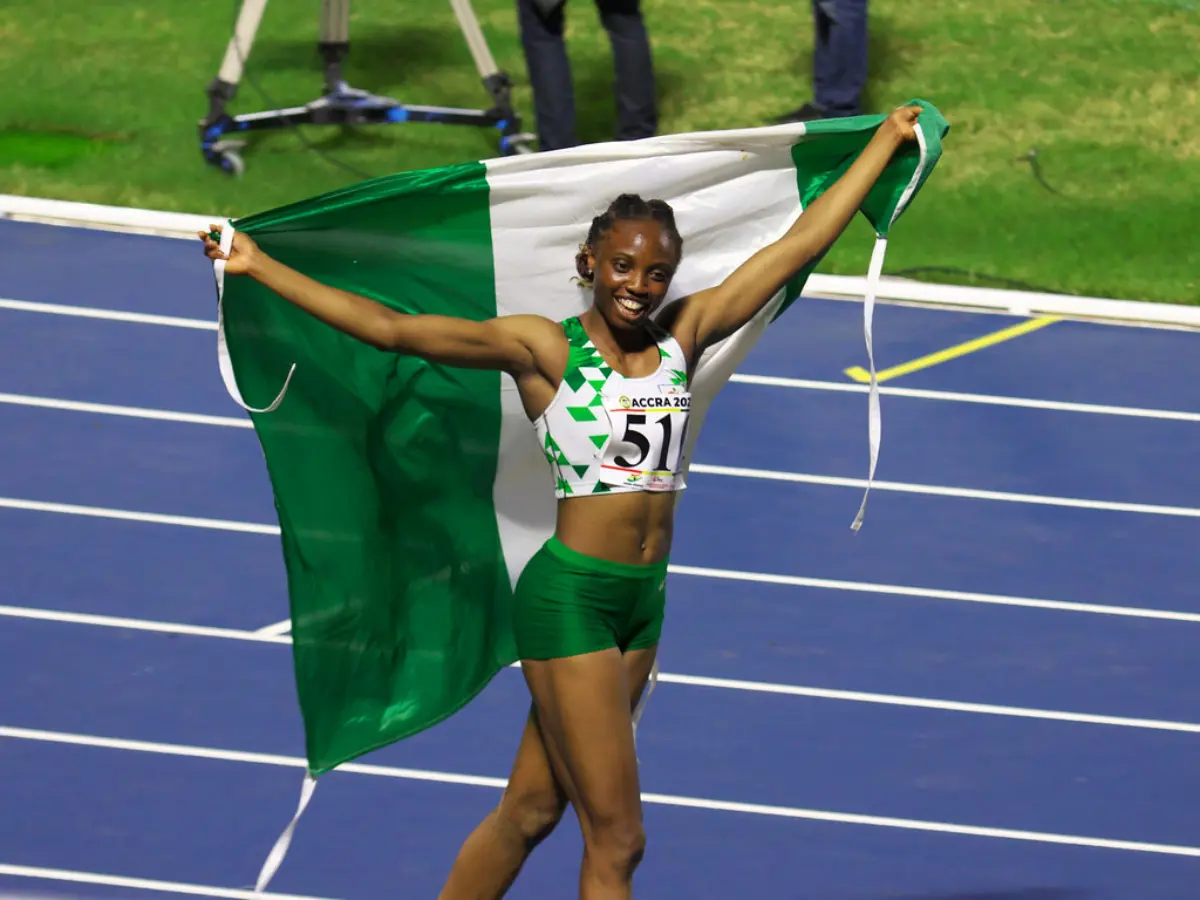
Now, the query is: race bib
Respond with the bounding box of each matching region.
[597,387,692,491]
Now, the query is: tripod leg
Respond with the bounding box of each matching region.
[447,0,537,153]
[216,0,270,92]
[319,0,352,92]
[205,0,271,121]
[448,0,501,79]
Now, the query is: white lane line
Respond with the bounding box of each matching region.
[667,564,1200,623]
[0,864,332,900]
[0,605,292,645]
[1,394,1193,518]
[727,374,1200,423]
[0,298,216,331]
[634,791,1200,858]
[689,463,1200,518]
[2,604,1198,734]
[0,392,251,428]
[3,726,1198,859]
[255,619,295,637]
[0,498,279,535]
[2,496,1198,624]
[0,726,505,788]
[656,673,1200,734]
[5,295,1197,423]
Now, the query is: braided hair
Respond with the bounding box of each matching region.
[574,193,683,287]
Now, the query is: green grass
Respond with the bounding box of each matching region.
[1,0,1197,303]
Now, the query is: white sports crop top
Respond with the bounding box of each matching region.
[534,316,692,498]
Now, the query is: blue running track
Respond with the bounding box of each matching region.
[1,219,1199,900]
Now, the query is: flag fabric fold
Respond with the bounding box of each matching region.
[214,100,948,779]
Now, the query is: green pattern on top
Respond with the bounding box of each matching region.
[558,317,615,488]
[536,315,688,499]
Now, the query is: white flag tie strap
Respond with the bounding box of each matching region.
[850,235,888,532]
[213,221,295,414]
[254,772,318,893]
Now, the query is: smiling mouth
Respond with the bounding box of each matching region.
[614,295,647,315]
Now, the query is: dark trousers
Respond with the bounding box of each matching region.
[516,0,658,151]
[812,0,869,117]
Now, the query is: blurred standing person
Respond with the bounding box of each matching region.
[776,0,869,122]
[519,0,658,151]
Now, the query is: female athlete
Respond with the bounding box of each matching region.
[201,104,922,900]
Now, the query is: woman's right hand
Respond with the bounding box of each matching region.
[198,225,261,277]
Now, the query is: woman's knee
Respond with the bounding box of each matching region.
[497,787,567,845]
[586,815,647,875]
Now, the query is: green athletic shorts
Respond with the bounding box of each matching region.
[512,536,668,661]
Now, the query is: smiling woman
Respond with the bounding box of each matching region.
[573,194,683,323]
[199,103,922,899]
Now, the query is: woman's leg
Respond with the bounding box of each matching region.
[437,705,566,900]
[516,0,578,150]
[594,0,658,141]
[439,647,657,900]
[522,645,657,900]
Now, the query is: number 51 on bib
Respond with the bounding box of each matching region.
[598,389,691,492]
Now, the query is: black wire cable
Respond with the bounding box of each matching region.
[881,147,1080,295]
[884,267,1071,295]
[1016,147,1062,196]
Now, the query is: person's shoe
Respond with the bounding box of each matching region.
[774,102,826,124]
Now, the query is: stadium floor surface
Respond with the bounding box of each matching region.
[1,219,1198,899]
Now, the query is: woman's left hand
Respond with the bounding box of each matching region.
[880,105,923,144]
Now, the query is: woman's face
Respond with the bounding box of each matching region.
[587,218,679,332]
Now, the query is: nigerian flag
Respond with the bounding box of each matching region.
[213,100,948,779]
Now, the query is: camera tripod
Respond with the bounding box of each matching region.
[199,0,537,175]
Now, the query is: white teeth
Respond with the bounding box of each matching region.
[616,296,645,314]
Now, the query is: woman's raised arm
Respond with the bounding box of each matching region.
[673,105,923,354]
[201,226,548,376]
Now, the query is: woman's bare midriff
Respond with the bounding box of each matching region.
[554,491,678,566]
